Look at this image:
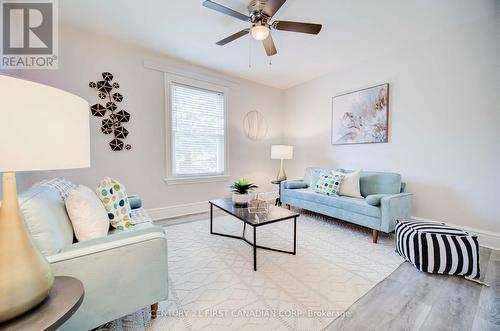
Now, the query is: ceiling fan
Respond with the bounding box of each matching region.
[202,0,322,56]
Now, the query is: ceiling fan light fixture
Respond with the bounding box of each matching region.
[204,0,323,57]
[251,25,270,41]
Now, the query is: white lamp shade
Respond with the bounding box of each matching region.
[0,75,90,172]
[271,145,293,160]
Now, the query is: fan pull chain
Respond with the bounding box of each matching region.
[269,57,272,66]
[248,35,252,68]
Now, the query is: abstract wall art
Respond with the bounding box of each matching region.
[331,83,389,145]
[89,72,131,151]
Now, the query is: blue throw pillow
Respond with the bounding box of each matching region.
[128,195,143,209]
[365,194,391,206]
[283,181,309,189]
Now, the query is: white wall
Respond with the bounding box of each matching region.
[2,4,498,240]
[283,13,499,234]
[5,24,284,210]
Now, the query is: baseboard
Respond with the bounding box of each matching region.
[147,191,278,221]
[147,201,209,221]
[411,216,500,250]
[146,191,279,221]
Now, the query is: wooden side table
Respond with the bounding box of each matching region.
[271,179,284,206]
[0,276,84,331]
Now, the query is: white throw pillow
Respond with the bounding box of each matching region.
[65,185,110,241]
[331,170,362,198]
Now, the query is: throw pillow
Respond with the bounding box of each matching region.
[96,177,132,230]
[19,186,74,255]
[331,170,362,198]
[365,194,391,206]
[65,185,110,241]
[315,173,345,196]
[128,195,143,209]
[283,180,309,190]
[32,177,77,199]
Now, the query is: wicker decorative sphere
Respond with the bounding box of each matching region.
[243,110,268,141]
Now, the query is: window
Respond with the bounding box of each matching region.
[166,75,228,183]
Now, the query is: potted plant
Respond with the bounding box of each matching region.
[230,179,258,205]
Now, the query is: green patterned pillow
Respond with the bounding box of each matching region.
[315,173,345,196]
[96,177,132,230]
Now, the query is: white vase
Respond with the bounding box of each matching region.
[232,192,254,205]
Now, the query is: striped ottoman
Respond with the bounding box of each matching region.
[395,220,480,279]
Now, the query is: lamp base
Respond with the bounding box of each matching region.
[276,159,287,182]
[0,173,54,323]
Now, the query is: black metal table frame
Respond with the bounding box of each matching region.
[209,202,297,271]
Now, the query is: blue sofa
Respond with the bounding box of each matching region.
[18,184,168,331]
[281,167,412,243]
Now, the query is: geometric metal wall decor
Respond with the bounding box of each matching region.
[89,72,131,151]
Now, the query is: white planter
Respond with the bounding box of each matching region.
[232,192,254,205]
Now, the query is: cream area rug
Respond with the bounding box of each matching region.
[99,211,403,331]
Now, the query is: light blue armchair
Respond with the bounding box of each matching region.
[281,167,412,243]
[18,185,168,331]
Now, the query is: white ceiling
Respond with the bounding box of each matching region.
[59,0,493,89]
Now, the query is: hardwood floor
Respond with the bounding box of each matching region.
[324,247,499,331]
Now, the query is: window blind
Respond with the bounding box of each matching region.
[170,82,225,177]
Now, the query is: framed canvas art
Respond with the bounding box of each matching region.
[331,83,389,145]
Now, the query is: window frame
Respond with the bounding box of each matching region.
[164,73,230,185]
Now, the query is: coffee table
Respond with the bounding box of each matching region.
[209,198,299,271]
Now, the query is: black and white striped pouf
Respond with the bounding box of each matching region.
[395,220,480,279]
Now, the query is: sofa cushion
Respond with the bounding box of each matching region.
[359,172,402,197]
[19,186,74,256]
[304,168,403,197]
[284,188,381,218]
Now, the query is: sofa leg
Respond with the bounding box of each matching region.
[151,303,158,319]
[372,229,379,243]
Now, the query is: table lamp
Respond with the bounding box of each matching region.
[0,75,90,322]
[271,145,293,181]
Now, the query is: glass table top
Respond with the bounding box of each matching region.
[209,198,299,226]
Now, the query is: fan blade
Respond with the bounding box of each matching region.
[263,0,287,17]
[216,29,250,45]
[262,34,277,56]
[202,0,249,21]
[273,20,322,34]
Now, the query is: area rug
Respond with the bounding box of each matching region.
[99,211,403,331]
